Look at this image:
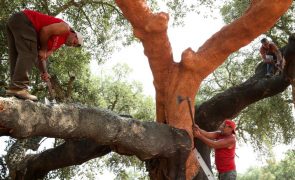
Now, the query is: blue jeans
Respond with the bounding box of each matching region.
[266,63,274,75]
[218,170,237,180]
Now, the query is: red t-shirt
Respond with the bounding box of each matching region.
[23,9,69,52]
[214,134,236,173]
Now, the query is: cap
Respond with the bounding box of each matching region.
[224,119,236,134]
[75,31,84,46]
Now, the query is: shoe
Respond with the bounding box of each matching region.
[265,73,271,78]
[6,89,38,101]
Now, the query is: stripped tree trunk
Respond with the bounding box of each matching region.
[115,0,292,179]
[0,1,293,179]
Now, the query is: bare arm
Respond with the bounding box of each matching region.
[199,134,235,149]
[194,129,236,149]
[36,59,50,82]
[39,22,70,59]
[274,47,283,62]
[193,125,220,139]
[260,48,267,62]
[37,60,47,74]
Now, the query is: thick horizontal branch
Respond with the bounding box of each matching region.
[0,97,191,161]
[15,139,111,180]
[196,35,295,131]
[193,36,295,178]
[196,71,290,131]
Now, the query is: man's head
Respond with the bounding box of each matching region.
[261,38,270,49]
[219,119,236,135]
[65,29,84,47]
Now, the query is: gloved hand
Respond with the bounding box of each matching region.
[41,72,51,82]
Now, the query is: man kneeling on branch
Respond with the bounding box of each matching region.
[260,38,284,77]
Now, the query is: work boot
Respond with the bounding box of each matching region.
[6,88,38,101]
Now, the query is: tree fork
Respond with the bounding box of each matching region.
[115,0,292,179]
[1,44,294,179]
[0,1,293,179]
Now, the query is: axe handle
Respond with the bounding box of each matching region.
[39,58,56,101]
[38,58,48,76]
[186,97,196,127]
[46,80,55,99]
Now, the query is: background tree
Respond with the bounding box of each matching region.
[238,149,295,180]
[0,62,155,179]
[216,0,295,150]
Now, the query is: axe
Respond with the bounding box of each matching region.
[44,79,57,106]
[177,96,196,127]
[40,57,57,106]
[177,96,216,180]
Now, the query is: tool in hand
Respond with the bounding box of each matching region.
[40,58,57,106]
[177,96,196,126]
[177,95,216,180]
[44,79,57,106]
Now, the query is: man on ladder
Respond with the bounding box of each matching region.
[193,119,237,180]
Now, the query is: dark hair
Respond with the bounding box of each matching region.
[69,28,75,33]
[261,38,268,43]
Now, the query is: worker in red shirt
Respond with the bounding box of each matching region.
[6,10,84,101]
[193,119,237,180]
[259,38,284,77]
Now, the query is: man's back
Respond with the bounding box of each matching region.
[23,10,63,33]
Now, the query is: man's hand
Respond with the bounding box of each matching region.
[41,72,51,82]
[264,58,273,64]
[193,126,202,138]
[193,124,200,130]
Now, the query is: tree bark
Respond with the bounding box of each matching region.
[0,1,293,179]
[1,37,294,179]
[115,0,292,179]
[194,35,295,179]
[0,98,191,179]
[15,140,111,180]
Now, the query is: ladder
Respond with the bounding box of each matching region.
[194,149,216,180]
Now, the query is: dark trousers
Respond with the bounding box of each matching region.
[6,12,37,89]
[218,170,237,180]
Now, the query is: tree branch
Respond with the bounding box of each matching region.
[195,34,295,130]
[193,36,295,178]
[115,0,174,122]
[0,98,191,162]
[193,0,292,79]
[15,139,111,180]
